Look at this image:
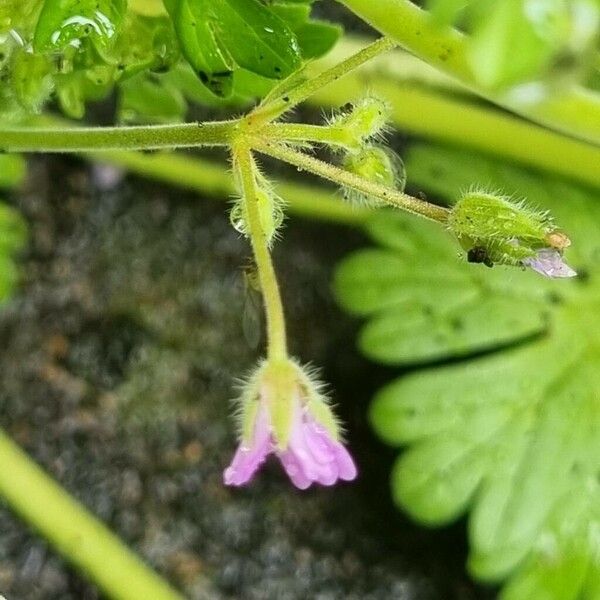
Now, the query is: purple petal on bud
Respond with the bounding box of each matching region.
[223,405,272,486]
[522,248,577,278]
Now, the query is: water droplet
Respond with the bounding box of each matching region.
[264,27,274,33]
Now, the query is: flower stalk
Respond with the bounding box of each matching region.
[252,137,450,223]
[249,36,397,124]
[233,143,288,361]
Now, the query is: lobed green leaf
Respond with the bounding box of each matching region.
[336,144,600,599]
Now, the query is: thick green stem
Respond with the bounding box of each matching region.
[338,0,600,146]
[250,36,397,123]
[0,120,236,152]
[0,429,183,600]
[253,138,449,223]
[233,144,288,360]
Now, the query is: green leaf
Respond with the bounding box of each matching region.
[0,0,43,34]
[0,202,27,302]
[106,13,180,78]
[336,144,600,598]
[163,0,235,97]
[426,0,471,26]
[209,0,301,78]
[294,20,341,59]
[270,2,341,58]
[468,0,600,88]
[10,50,53,112]
[0,155,27,189]
[34,0,127,51]
[164,0,302,97]
[118,72,186,123]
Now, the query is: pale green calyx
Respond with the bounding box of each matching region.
[329,96,391,151]
[230,172,285,247]
[235,358,341,450]
[449,190,570,267]
[342,145,406,206]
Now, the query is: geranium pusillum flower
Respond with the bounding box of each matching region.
[450,191,577,278]
[223,359,357,489]
[522,248,577,278]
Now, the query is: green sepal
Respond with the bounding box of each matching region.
[449,190,554,266]
[264,360,297,450]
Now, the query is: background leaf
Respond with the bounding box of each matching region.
[34,0,127,51]
[0,157,28,303]
[1,0,340,117]
[335,144,600,599]
[164,0,305,97]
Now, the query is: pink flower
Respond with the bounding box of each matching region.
[522,248,576,278]
[223,361,357,489]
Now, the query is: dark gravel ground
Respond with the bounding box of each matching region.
[0,155,496,600]
[0,3,497,599]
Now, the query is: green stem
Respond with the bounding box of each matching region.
[85,149,369,225]
[0,120,237,152]
[0,429,183,600]
[263,123,353,148]
[338,0,600,146]
[249,36,397,123]
[233,144,288,360]
[252,138,449,223]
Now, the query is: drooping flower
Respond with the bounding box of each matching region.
[223,359,357,489]
[449,190,577,278]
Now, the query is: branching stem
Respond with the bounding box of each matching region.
[249,36,397,124]
[252,138,450,223]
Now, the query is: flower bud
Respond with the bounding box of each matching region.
[329,96,391,152]
[449,190,576,278]
[224,359,357,489]
[342,145,406,207]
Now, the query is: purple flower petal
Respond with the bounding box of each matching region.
[279,451,312,489]
[223,405,272,486]
[277,402,357,489]
[523,248,577,278]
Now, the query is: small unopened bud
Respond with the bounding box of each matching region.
[224,359,357,489]
[329,96,391,151]
[230,175,285,247]
[449,190,576,278]
[342,145,405,206]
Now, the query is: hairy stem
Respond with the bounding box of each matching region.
[263,123,354,148]
[233,144,288,360]
[0,120,237,152]
[252,138,449,223]
[0,430,183,600]
[338,0,600,146]
[249,36,397,123]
